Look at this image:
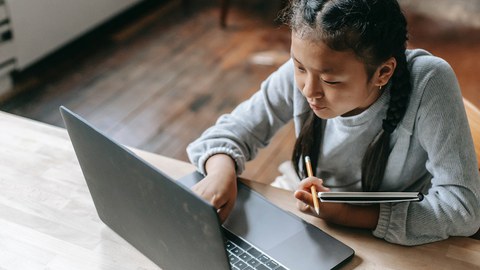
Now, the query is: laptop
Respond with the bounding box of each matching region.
[60,106,354,270]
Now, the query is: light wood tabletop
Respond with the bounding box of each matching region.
[0,110,479,270]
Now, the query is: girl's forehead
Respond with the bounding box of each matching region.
[291,34,360,66]
[291,35,371,79]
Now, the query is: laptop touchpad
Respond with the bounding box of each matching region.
[223,183,306,250]
[178,172,307,251]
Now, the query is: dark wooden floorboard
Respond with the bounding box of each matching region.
[1,0,479,184]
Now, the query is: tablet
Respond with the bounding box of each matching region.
[317,192,424,203]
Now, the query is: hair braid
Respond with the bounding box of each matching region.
[383,51,411,133]
[292,112,323,178]
[362,50,411,191]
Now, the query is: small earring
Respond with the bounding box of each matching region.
[379,85,383,91]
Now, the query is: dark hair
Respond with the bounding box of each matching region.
[286,0,412,191]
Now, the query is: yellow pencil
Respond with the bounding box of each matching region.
[305,156,320,215]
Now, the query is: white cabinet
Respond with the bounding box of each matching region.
[0,0,145,97]
[0,0,14,97]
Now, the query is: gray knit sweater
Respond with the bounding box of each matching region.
[187,49,480,245]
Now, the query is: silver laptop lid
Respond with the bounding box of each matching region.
[60,106,230,270]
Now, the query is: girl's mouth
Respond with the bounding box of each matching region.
[309,103,325,110]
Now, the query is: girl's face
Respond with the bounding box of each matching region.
[291,33,385,119]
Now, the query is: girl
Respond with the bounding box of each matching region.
[186,0,480,245]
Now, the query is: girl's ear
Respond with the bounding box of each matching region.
[375,57,397,88]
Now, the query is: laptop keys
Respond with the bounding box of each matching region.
[225,239,286,269]
[265,260,280,268]
[255,264,270,270]
[224,228,287,270]
[234,261,248,269]
[229,254,240,264]
[246,247,262,258]
[239,252,252,262]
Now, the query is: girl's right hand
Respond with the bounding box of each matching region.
[191,154,237,223]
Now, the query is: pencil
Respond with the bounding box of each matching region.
[305,156,320,215]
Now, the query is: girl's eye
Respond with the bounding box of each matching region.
[322,80,340,85]
[296,66,306,73]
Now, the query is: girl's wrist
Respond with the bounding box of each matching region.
[205,154,237,178]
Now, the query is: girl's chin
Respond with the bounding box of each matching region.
[312,108,336,119]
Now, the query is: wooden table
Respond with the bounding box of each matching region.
[0,111,479,269]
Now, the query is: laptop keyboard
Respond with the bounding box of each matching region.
[224,229,288,270]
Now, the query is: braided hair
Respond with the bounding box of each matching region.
[286,0,412,191]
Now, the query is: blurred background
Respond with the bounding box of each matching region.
[0,0,479,183]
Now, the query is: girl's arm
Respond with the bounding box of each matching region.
[187,60,297,222]
[187,60,296,176]
[373,57,480,245]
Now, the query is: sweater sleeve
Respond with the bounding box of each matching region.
[186,60,296,175]
[373,58,480,245]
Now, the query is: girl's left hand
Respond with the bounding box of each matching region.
[294,177,348,224]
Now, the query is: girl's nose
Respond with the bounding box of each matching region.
[302,75,324,99]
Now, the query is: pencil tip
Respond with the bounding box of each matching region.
[315,208,320,215]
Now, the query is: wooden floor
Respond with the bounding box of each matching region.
[1,0,479,184]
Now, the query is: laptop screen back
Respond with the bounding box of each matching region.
[60,106,230,270]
